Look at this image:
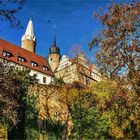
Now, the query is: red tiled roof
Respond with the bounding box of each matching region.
[0,38,54,76]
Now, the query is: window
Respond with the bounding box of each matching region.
[18,57,25,62]
[2,51,11,57]
[31,61,38,67]
[43,66,49,71]
[65,63,68,67]
[43,77,46,83]
[33,73,37,77]
[60,65,64,69]
[65,68,68,73]
[86,79,90,85]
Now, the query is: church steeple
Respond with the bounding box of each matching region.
[54,29,56,46]
[49,29,60,55]
[48,29,61,72]
[21,15,36,53]
[24,15,35,39]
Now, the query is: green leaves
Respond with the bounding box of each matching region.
[51,77,65,86]
[89,80,140,139]
[0,62,38,139]
[71,92,109,139]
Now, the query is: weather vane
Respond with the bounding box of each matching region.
[30,13,33,20]
[54,24,56,31]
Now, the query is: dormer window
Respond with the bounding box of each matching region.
[2,51,12,57]
[18,56,26,62]
[31,61,38,67]
[43,66,49,71]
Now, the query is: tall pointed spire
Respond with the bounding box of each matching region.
[49,28,60,55]
[24,15,35,40]
[21,16,36,53]
[54,29,56,46]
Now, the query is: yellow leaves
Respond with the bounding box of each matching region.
[122,121,129,129]
[106,19,114,26]
[109,125,124,139]
[109,116,129,138]
[90,80,116,98]
[90,80,139,138]
[129,114,135,121]
[0,124,8,140]
[132,9,138,15]
[39,111,47,120]
[29,78,140,139]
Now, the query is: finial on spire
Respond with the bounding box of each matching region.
[30,13,33,21]
[54,25,56,46]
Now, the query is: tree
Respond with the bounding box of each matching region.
[0,62,21,128]
[59,82,109,139]
[90,80,140,139]
[69,44,84,58]
[8,67,37,139]
[0,0,25,29]
[0,61,37,139]
[51,77,65,86]
[71,92,109,140]
[88,1,140,138]
[89,1,140,93]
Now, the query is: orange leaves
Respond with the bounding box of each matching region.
[90,1,140,85]
[109,126,124,139]
[132,9,139,15]
[134,46,140,52]
[106,17,119,26]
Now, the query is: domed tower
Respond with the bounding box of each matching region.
[48,30,60,72]
[21,16,36,53]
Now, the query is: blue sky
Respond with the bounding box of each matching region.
[0,0,131,62]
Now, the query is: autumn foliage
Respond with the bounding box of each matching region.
[89,1,140,93]
[0,1,140,139]
[0,62,37,139]
[0,62,21,127]
[88,0,140,139]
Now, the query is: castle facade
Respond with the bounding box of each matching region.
[0,17,102,85]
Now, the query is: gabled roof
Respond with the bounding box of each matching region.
[0,38,54,76]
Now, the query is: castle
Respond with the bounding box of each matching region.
[0,17,102,85]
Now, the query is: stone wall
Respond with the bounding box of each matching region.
[29,84,73,139]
